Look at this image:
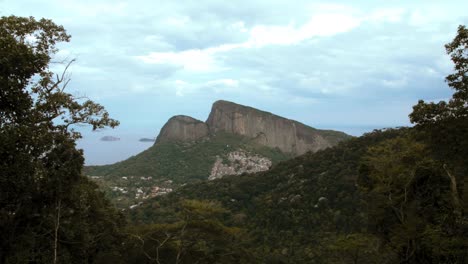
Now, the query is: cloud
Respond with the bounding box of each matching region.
[381,78,408,88]
[49,0,130,17]
[247,13,360,46]
[135,7,363,73]
[172,78,240,97]
[367,8,406,23]
[136,49,222,72]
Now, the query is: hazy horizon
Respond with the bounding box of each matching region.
[78,119,390,166]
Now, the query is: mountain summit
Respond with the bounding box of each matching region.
[157,100,350,155]
[155,115,209,143]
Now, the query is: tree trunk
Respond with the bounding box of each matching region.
[53,199,61,264]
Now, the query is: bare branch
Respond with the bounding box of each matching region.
[443,164,462,216]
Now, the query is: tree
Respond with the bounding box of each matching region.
[322,233,384,264]
[410,25,468,223]
[409,25,467,196]
[354,25,468,264]
[0,16,121,263]
[410,25,467,137]
[358,136,467,263]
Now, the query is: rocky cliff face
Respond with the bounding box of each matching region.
[206,100,346,155]
[155,101,350,155]
[155,115,209,143]
[209,150,272,180]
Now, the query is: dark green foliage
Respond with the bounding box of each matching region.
[359,136,467,263]
[410,25,468,169]
[124,199,256,263]
[0,16,122,263]
[128,125,467,263]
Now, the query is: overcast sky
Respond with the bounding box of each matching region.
[2,0,467,165]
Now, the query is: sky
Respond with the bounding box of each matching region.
[2,0,467,165]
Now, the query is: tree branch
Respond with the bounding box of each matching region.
[443,164,462,216]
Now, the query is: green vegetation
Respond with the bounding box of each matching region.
[128,128,406,262]
[86,132,291,181]
[85,132,292,208]
[129,127,467,262]
[124,200,256,263]
[311,128,354,146]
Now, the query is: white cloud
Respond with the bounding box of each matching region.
[136,49,220,72]
[382,78,408,88]
[298,13,361,38]
[244,12,362,48]
[205,79,239,87]
[367,8,406,23]
[407,4,467,30]
[172,78,241,96]
[130,83,148,93]
[60,0,128,17]
[408,7,455,28]
[136,10,362,71]
[230,21,248,33]
[174,80,190,96]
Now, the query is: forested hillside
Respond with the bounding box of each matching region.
[126,129,401,262]
[126,127,467,263]
[85,132,292,208]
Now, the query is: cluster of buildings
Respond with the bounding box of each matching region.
[133,186,173,200]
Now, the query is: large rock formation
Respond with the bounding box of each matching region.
[206,100,349,155]
[155,115,209,143]
[155,101,350,155]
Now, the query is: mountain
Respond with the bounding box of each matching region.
[156,100,349,155]
[85,100,351,208]
[139,138,156,142]
[155,115,209,143]
[206,100,347,154]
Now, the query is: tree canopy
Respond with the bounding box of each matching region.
[410,25,468,165]
[0,16,122,263]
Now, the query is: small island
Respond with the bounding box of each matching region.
[139,138,156,142]
[100,136,120,142]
